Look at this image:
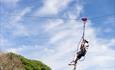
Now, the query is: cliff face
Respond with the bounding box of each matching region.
[0,53,51,70]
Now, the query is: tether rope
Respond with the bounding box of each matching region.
[71,17,87,70]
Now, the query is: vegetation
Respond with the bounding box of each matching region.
[0,52,51,70]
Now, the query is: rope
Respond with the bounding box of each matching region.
[75,36,83,52]
[69,18,87,70]
[76,21,86,53]
[73,66,76,70]
[75,20,86,53]
[73,64,77,70]
[71,22,86,70]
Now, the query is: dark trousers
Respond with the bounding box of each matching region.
[77,49,86,60]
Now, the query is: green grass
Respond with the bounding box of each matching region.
[7,53,51,70]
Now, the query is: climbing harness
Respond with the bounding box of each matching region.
[69,17,88,70]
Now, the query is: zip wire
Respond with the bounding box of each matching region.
[0,13,114,20]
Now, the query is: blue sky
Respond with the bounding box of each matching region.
[0,0,115,70]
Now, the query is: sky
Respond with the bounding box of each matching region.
[0,0,115,70]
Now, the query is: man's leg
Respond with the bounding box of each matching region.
[74,57,79,64]
[68,61,75,65]
[69,53,78,65]
[75,52,83,64]
[69,55,80,65]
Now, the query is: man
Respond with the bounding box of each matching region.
[69,39,89,65]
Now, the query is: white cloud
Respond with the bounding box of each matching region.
[0,35,12,51]
[1,0,114,70]
[11,7,31,24]
[36,19,115,70]
[50,31,70,44]
[6,7,32,37]
[4,45,38,54]
[44,19,63,32]
[66,4,83,19]
[6,47,23,53]
[34,0,71,16]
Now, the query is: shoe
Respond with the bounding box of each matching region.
[68,62,75,65]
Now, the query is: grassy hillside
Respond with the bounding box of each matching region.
[0,52,51,70]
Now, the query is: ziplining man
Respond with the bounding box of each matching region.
[69,39,89,65]
[69,17,89,67]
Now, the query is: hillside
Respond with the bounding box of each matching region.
[0,52,51,70]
